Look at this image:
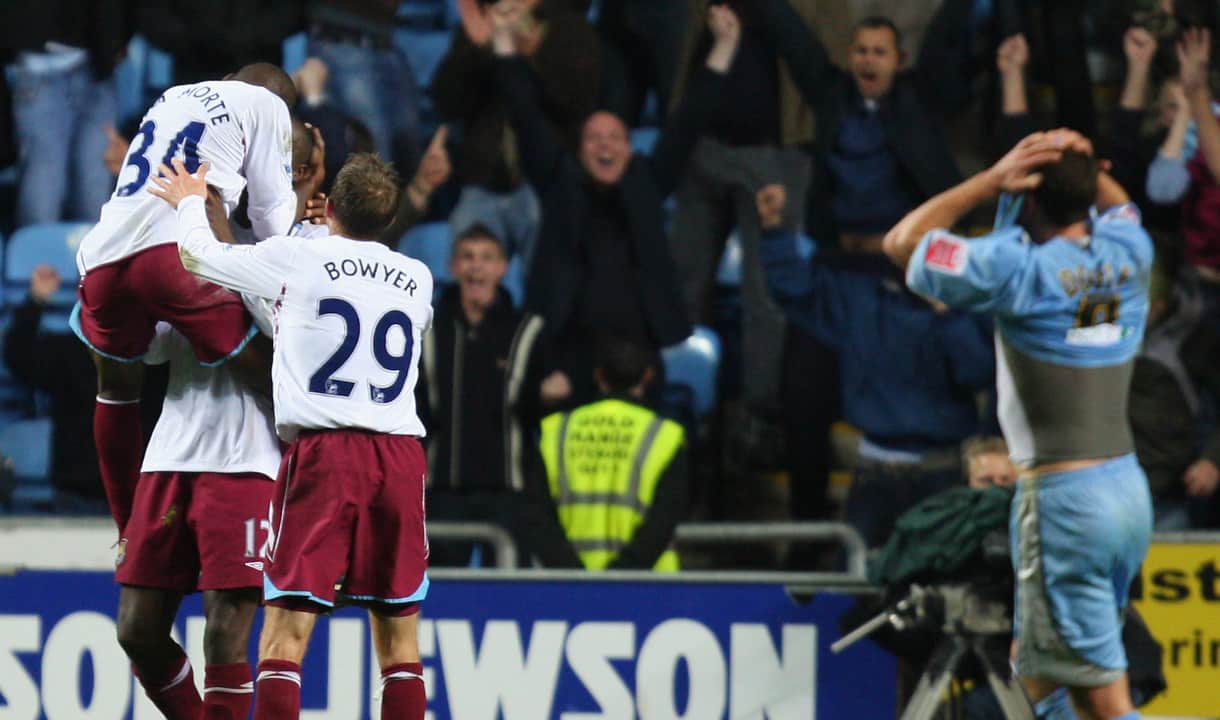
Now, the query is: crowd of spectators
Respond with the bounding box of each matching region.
[3,0,1220,569]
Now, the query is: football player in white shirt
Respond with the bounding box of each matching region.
[150,153,433,720]
[72,63,314,540]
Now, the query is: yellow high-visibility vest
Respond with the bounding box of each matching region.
[539,399,684,571]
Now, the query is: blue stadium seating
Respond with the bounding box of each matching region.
[662,325,721,420]
[399,221,453,289]
[0,418,53,507]
[5,223,91,333]
[503,253,525,307]
[630,127,661,156]
[716,231,742,287]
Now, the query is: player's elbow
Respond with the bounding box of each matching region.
[882,227,911,269]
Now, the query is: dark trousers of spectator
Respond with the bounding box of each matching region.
[782,328,838,567]
[597,0,689,126]
[846,458,963,549]
[426,490,534,568]
[670,138,812,414]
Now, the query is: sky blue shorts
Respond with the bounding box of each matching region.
[1011,453,1152,687]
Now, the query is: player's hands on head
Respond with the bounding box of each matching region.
[996,33,1029,75]
[1184,458,1220,497]
[147,158,211,210]
[755,184,787,231]
[990,132,1063,193]
[29,264,61,304]
[1123,26,1157,67]
[1177,27,1211,97]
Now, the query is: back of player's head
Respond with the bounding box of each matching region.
[231,62,298,109]
[291,118,314,171]
[1032,149,1098,227]
[594,335,654,394]
[330,153,401,240]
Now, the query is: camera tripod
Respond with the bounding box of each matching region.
[834,584,1034,720]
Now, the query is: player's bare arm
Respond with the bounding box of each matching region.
[883,131,1077,269]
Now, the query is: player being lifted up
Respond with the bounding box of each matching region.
[884,130,1153,719]
[74,63,320,536]
[150,153,434,720]
[97,120,325,720]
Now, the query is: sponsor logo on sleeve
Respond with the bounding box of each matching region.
[924,233,968,275]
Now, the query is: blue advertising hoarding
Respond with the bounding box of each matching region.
[0,570,894,719]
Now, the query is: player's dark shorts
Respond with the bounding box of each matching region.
[116,471,275,592]
[263,430,429,616]
[75,243,256,364]
[1011,453,1152,686]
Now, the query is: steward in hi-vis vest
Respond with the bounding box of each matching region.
[535,336,688,571]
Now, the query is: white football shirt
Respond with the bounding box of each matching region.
[141,324,281,479]
[77,80,296,273]
[174,195,433,441]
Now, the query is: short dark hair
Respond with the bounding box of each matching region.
[329,153,401,240]
[231,62,298,108]
[854,16,903,50]
[1032,149,1098,227]
[595,335,654,393]
[291,118,314,171]
[452,222,506,258]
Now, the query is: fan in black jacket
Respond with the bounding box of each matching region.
[491,1,741,406]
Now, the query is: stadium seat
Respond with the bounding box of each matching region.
[399,221,453,289]
[0,312,34,424]
[398,0,448,28]
[282,32,308,74]
[503,253,525,307]
[395,28,453,92]
[5,223,91,332]
[662,325,721,420]
[0,418,53,506]
[716,230,743,287]
[630,127,661,156]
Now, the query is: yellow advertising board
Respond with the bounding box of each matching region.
[1130,542,1220,718]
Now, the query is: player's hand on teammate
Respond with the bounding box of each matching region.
[148,158,211,209]
[996,33,1029,75]
[1123,26,1157,69]
[29,264,61,304]
[1177,27,1211,98]
[304,193,328,224]
[755,184,786,231]
[1184,458,1220,497]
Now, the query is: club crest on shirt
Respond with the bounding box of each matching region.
[925,233,968,276]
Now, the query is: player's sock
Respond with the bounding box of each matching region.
[133,649,203,720]
[253,659,301,720]
[1033,688,1078,720]
[379,662,425,720]
[203,662,253,719]
[95,397,143,532]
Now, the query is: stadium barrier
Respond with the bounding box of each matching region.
[0,518,890,719]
